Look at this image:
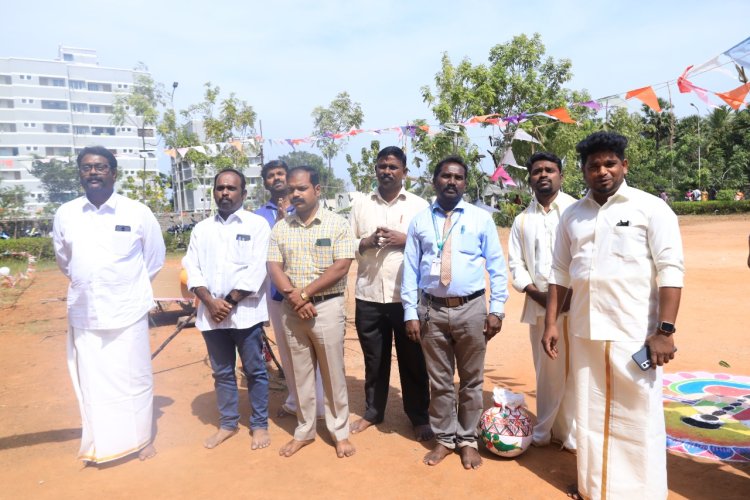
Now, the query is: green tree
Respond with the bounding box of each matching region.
[118,171,171,213]
[311,92,364,176]
[112,66,165,203]
[0,185,28,220]
[28,157,80,209]
[345,140,381,192]
[278,151,345,197]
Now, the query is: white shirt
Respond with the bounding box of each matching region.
[53,193,165,330]
[350,188,429,303]
[508,191,576,324]
[549,182,684,342]
[182,209,270,331]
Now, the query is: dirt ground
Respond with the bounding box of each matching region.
[0,214,748,499]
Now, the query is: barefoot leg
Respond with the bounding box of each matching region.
[349,418,375,434]
[138,443,157,461]
[204,427,239,449]
[414,424,434,442]
[334,438,356,458]
[423,443,453,466]
[250,428,271,450]
[458,446,482,470]
[279,438,314,457]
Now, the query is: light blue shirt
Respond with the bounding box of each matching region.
[401,199,508,321]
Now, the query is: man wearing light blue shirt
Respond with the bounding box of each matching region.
[402,155,508,470]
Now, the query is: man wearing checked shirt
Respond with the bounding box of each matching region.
[402,155,509,470]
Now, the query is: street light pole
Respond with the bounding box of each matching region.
[690,103,702,190]
[170,82,181,215]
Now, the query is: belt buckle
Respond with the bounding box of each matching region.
[445,296,461,307]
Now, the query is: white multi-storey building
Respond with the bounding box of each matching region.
[0,46,158,213]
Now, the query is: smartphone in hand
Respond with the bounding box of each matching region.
[632,345,651,371]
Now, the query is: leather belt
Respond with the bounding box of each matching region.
[422,289,485,308]
[310,292,344,305]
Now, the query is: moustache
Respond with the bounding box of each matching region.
[291,198,304,204]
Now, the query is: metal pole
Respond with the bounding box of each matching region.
[170,82,181,216]
[690,103,702,190]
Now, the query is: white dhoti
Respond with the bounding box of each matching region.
[530,315,576,449]
[67,314,153,463]
[573,336,667,500]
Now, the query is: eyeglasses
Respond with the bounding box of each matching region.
[79,163,111,173]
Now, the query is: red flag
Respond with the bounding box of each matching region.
[625,86,661,112]
[544,107,576,124]
[490,164,517,186]
[716,83,750,110]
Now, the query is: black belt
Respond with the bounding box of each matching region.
[422,289,484,308]
[310,292,344,304]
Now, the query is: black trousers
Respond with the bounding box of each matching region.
[354,299,430,426]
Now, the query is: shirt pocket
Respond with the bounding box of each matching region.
[458,226,479,255]
[231,236,253,265]
[312,243,333,271]
[112,229,137,256]
[611,225,648,261]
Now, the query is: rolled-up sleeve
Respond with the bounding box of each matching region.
[549,215,572,288]
[650,205,685,288]
[401,219,421,321]
[182,225,208,291]
[142,208,166,281]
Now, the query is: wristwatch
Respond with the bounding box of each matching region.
[299,290,310,302]
[657,321,676,336]
[223,294,238,306]
[490,312,505,321]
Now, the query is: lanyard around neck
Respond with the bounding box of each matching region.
[431,208,461,253]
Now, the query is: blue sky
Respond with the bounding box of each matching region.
[4,1,750,181]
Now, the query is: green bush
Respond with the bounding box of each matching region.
[671,200,750,215]
[716,189,737,201]
[492,203,522,227]
[0,237,55,260]
[163,230,191,253]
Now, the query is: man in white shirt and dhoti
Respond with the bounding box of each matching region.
[543,132,684,499]
[508,151,576,451]
[53,146,165,464]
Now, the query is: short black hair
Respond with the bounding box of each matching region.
[576,131,628,166]
[214,168,246,191]
[288,165,319,186]
[433,155,468,181]
[376,146,407,168]
[525,151,562,173]
[261,159,288,180]
[77,146,117,170]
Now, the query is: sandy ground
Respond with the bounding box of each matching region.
[0,214,748,499]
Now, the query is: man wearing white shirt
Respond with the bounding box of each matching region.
[543,132,684,499]
[53,146,165,464]
[183,169,271,450]
[349,146,432,441]
[508,152,576,451]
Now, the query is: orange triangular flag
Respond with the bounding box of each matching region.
[229,140,243,152]
[625,86,661,112]
[544,107,576,124]
[164,148,177,158]
[715,83,750,110]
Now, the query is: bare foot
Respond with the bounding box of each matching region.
[414,424,434,442]
[276,404,296,418]
[250,428,270,450]
[459,446,482,470]
[423,443,453,466]
[279,438,314,457]
[566,484,582,499]
[349,418,375,434]
[334,439,356,458]
[138,443,157,461]
[204,427,238,449]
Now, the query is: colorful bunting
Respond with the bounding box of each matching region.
[500,148,524,169]
[544,107,576,124]
[625,86,662,112]
[575,100,603,111]
[724,36,750,70]
[490,164,516,186]
[512,128,541,144]
[715,82,750,110]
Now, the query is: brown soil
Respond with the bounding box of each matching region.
[0,214,748,499]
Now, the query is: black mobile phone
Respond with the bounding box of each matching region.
[632,345,651,371]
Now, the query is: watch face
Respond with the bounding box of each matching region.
[659,322,676,333]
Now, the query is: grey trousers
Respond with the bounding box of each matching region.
[281,296,350,442]
[418,294,487,449]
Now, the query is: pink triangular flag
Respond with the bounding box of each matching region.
[490,164,517,186]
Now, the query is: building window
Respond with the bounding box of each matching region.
[63,53,73,61]
[0,99,14,108]
[71,102,88,112]
[0,123,16,132]
[0,75,10,85]
[45,147,72,156]
[73,125,89,135]
[87,82,112,92]
[43,123,71,133]
[1,171,22,180]
[23,122,37,128]
[137,128,155,138]
[21,98,35,104]
[0,147,20,156]
[41,100,68,110]
[91,126,116,136]
[89,104,113,114]
[25,146,39,151]
[39,77,66,87]
[69,80,85,90]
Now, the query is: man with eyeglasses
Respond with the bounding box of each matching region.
[53,145,165,465]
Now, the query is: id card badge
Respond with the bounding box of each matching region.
[430,257,441,277]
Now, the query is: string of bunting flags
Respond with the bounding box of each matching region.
[164,37,750,186]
